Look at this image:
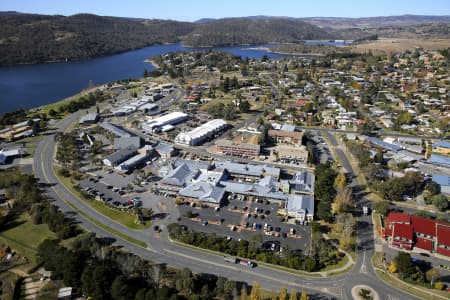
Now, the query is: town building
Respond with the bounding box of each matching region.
[102,146,137,167]
[113,136,142,150]
[433,141,450,155]
[79,113,99,125]
[215,139,260,158]
[99,122,133,138]
[268,128,303,145]
[0,148,22,165]
[381,212,450,257]
[154,142,175,158]
[285,194,315,222]
[142,111,188,133]
[175,119,227,146]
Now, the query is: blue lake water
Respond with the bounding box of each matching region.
[0,43,291,115]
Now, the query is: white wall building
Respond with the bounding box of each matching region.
[175,119,227,146]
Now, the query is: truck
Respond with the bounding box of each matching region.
[224,256,255,268]
[363,206,369,215]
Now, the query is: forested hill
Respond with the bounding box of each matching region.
[0,13,333,65]
[181,18,334,47]
[0,12,195,65]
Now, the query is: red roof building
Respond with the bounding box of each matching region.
[382,212,450,257]
[436,223,450,257]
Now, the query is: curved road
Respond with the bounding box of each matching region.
[33,112,420,300]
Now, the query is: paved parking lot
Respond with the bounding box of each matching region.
[178,196,310,251]
[79,178,126,205]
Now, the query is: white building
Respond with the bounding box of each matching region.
[142,112,188,133]
[175,119,227,146]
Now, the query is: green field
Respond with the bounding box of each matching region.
[0,213,57,263]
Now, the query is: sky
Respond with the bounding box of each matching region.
[1,0,449,21]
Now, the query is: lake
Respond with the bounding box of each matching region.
[0,43,291,115]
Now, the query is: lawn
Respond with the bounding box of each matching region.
[0,213,57,264]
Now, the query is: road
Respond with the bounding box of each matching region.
[297,126,448,142]
[31,91,422,299]
[323,131,421,300]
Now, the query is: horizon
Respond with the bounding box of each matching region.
[1,0,449,21]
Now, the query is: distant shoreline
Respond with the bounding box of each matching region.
[242,46,325,56]
[144,59,160,69]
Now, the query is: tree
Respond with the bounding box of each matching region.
[332,213,356,250]
[299,290,309,300]
[425,181,441,196]
[111,275,134,300]
[388,261,397,273]
[49,108,58,118]
[316,201,333,222]
[432,194,449,212]
[240,285,248,300]
[278,286,288,300]
[334,172,347,189]
[289,289,298,300]
[249,282,261,300]
[239,100,251,113]
[143,69,149,78]
[331,187,353,215]
[373,201,390,216]
[394,252,417,280]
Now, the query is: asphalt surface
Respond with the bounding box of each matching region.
[31,97,423,299]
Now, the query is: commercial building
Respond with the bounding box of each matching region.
[113,136,142,150]
[102,146,137,167]
[214,161,280,181]
[381,212,450,257]
[285,194,315,222]
[271,145,308,165]
[268,128,303,145]
[142,112,188,133]
[431,174,450,195]
[215,139,260,158]
[115,151,152,173]
[0,148,22,165]
[79,113,99,125]
[175,119,227,146]
[154,142,175,158]
[99,122,133,138]
[433,141,450,155]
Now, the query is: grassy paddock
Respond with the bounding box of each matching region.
[0,213,57,263]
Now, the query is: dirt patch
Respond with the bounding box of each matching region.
[349,38,450,55]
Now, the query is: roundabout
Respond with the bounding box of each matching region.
[351,285,380,300]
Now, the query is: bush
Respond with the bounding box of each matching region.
[59,168,71,178]
[434,281,444,290]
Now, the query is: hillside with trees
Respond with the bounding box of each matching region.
[181,18,334,47]
[0,12,195,65]
[0,13,333,65]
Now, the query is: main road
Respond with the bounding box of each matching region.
[32,114,420,299]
